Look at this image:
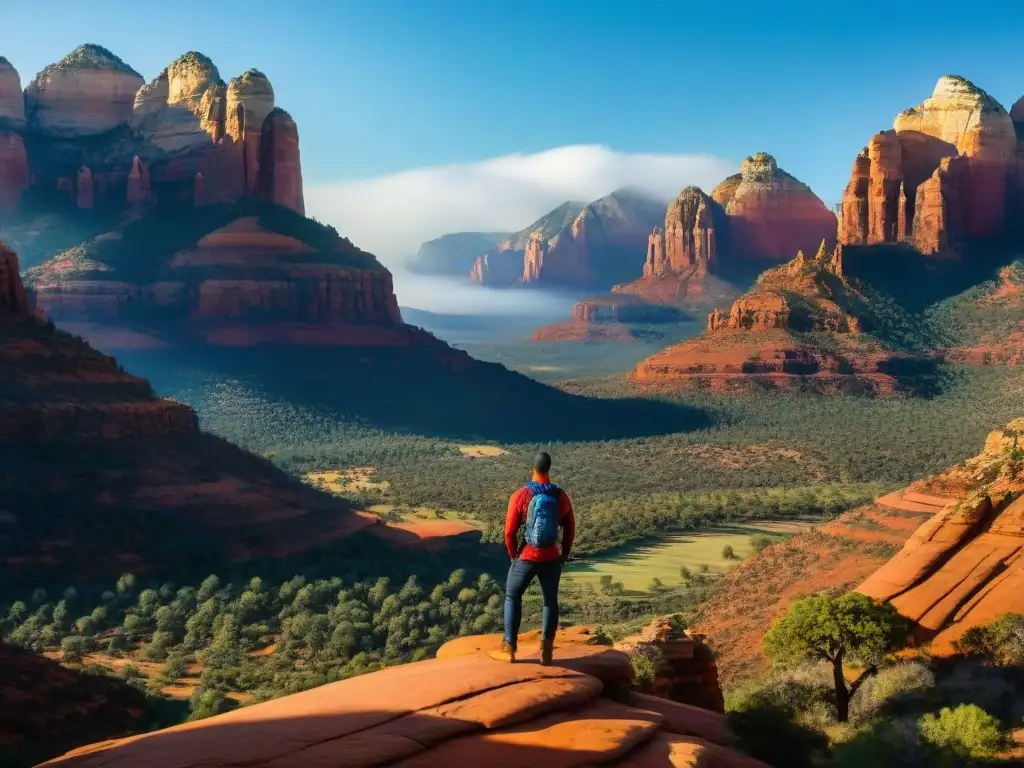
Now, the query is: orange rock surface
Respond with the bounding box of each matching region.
[713,153,836,262]
[857,419,1024,653]
[42,629,770,768]
[646,188,725,278]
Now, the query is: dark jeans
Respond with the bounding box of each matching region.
[503,557,562,647]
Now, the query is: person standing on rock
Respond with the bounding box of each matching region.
[497,451,576,665]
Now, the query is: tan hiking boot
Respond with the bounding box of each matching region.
[540,637,554,666]
[494,639,516,663]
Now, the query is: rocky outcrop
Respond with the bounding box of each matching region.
[615,617,725,713]
[408,232,510,277]
[24,45,143,138]
[76,165,94,210]
[857,419,1024,653]
[258,108,304,214]
[0,56,25,129]
[42,627,769,768]
[841,75,1018,254]
[469,201,585,286]
[631,243,926,394]
[712,153,836,262]
[519,190,664,288]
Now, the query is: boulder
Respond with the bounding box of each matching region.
[24,45,144,138]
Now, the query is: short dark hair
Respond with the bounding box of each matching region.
[533,451,552,474]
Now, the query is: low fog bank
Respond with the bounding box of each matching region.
[394,271,579,343]
[306,144,735,268]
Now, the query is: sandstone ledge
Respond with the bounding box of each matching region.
[42,627,769,768]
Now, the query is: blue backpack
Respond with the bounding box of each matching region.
[524,482,561,548]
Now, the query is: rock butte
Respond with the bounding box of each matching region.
[629,242,928,394]
[841,75,1019,253]
[0,46,303,214]
[40,625,769,768]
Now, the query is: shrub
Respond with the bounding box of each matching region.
[721,545,737,560]
[60,634,88,664]
[189,688,228,721]
[953,612,1024,666]
[918,704,1009,764]
[849,661,936,724]
[627,646,662,693]
[726,678,830,768]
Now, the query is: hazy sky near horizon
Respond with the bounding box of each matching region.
[4,0,1024,264]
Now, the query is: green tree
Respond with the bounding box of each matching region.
[763,593,909,722]
[722,545,737,560]
[60,635,88,664]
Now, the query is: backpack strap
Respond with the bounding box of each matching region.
[526,481,561,497]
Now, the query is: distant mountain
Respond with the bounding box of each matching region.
[468,201,587,286]
[406,232,510,277]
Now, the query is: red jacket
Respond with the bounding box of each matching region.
[504,472,575,562]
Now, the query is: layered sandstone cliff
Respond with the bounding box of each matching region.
[631,242,924,394]
[711,153,836,262]
[840,76,1017,254]
[645,187,725,278]
[857,419,1024,653]
[2,46,303,215]
[41,627,769,768]
[27,215,405,346]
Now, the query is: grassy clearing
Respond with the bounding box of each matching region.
[366,504,487,530]
[565,520,814,591]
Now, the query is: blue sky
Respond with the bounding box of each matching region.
[3,0,1024,240]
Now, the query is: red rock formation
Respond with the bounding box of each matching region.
[226,69,275,194]
[660,187,721,276]
[841,76,1017,253]
[24,45,143,138]
[41,627,769,768]
[714,153,836,262]
[644,227,665,276]
[30,218,404,342]
[631,242,917,394]
[518,191,663,288]
[616,617,725,713]
[858,419,1024,653]
[75,166,94,210]
[521,229,547,282]
[258,108,304,214]
[0,58,29,211]
[0,242,29,314]
[0,131,29,210]
[125,155,151,206]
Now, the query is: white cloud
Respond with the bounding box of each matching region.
[305,144,735,266]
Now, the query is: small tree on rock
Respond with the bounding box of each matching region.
[763,592,909,722]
